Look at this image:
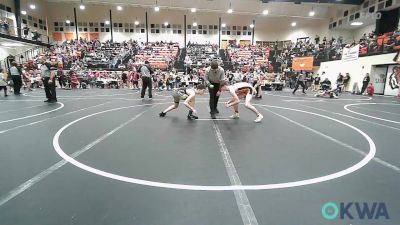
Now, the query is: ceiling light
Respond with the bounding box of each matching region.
[221,23,226,28]
[134,20,139,25]
[79,4,85,10]
[164,22,169,26]
[29,4,36,9]
[193,22,197,27]
[117,6,123,11]
[105,20,110,25]
[351,22,363,26]
[155,6,160,11]
[191,8,196,13]
[21,10,27,15]
[227,8,233,14]
[291,22,297,27]
[66,20,71,24]
[250,24,254,28]
[309,11,315,16]
[262,10,268,15]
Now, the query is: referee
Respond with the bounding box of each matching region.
[205,60,225,119]
[40,57,57,102]
[292,71,306,95]
[140,61,154,99]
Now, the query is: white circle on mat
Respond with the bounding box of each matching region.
[265,92,372,101]
[344,103,400,124]
[0,101,64,124]
[53,103,376,191]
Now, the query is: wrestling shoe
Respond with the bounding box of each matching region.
[159,112,166,117]
[187,114,198,120]
[254,114,263,123]
[229,113,240,119]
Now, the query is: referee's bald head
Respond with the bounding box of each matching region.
[211,60,218,70]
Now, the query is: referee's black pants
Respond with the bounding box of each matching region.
[141,76,152,98]
[11,75,22,94]
[293,81,306,94]
[208,82,220,114]
[43,77,57,101]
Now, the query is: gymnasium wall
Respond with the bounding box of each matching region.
[352,23,376,41]
[25,1,342,45]
[5,1,373,46]
[317,52,397,92]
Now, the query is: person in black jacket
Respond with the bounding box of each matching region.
[360,73,370,95]
[343,73,350,92]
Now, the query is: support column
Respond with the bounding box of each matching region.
[74,8,78,40]
[15,0,22,37]
[145,12,148,43]
[109,9,113,42]
[252,19,255,45]
[218,17,221,49]
[184,15,186,47]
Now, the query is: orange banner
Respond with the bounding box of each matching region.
[89,33,100,41]
[52,32,62,42]
[292,57,314,71]
[64,32,75,41]
[79,32,89,41]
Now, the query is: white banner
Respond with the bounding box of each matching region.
[342,44,360,62]
[384,65,400,96]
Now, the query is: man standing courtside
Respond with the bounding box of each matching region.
[140,61,154,99]
[40,57,57,103]
[205,60,225,119]
[9,62,23,95]
[292,71,306,95]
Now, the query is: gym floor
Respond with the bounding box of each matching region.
[0,88,399,225]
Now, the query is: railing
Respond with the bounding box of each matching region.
[0,46,49,70]
[0,24,50,44]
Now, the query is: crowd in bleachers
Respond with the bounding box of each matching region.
[227,44,273,73]
[2,25,399,96]
[275,29,400,70]
[185,42,220,69]
[25,39,179,72]
[0,39,182,94]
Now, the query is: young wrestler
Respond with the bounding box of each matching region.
[219,80,263,123]
[159,84,206,120]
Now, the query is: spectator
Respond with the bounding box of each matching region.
[343,73,351,92]
[166,75,174,91]
[305,72,313,90]
[32,30,41,41]
[367,83,374,96]
[360,73,370,95]
[315,35,320,44]
[336,73,344,92]
[23,26,30,39]
[313,73,321,91]
[0,68,8,97]
[396,68,400,98]
[57,68,66,89]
